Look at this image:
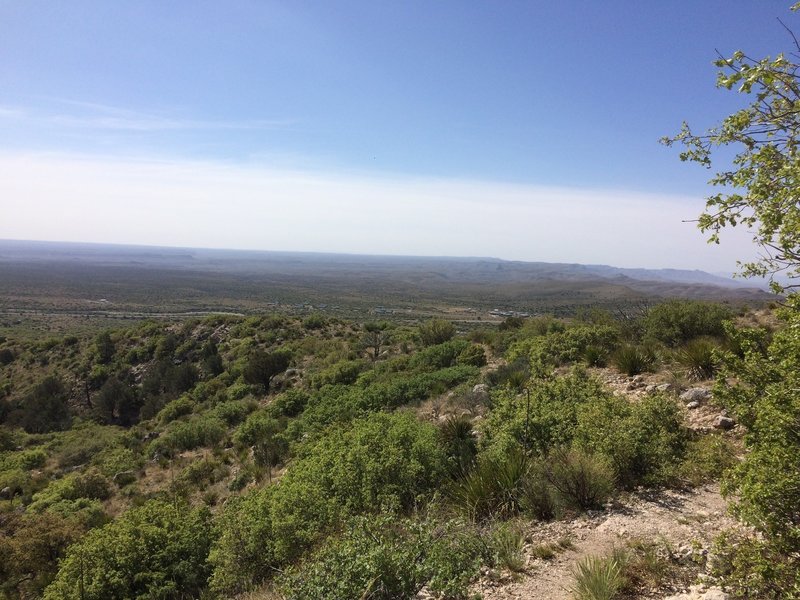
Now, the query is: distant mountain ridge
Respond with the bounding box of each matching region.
[0,239,771,313]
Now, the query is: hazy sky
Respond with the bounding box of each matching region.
[0,1,793,271]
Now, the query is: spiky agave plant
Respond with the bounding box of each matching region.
[678,338,719,381]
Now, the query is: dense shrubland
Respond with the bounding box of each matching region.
[0,300,785,598]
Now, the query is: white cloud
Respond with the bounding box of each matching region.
[0,152,758,272]
[0,102,294,131]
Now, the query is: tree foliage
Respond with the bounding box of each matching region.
[662,16,800,291]
[242,348,291,393]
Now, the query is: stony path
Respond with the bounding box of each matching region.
[473,485,735,600]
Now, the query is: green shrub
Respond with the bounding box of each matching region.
[457,343,487,367]
[268,388,310,417]
[19,447,47,470]
[302,313,327,330]
[418,319,456,346]
[544,448,615,511]
[44,501,212,600]
[483,370,609,456]
[643,300,732,347]
[678,433,737,486]
[575,394,688,488]
[312,360,364,388]
[277,515,486,600]
[152,416,227,456]
[179,456,229,487]
[0,348,14,365]
[485,357,530,389]
[210,412,448,593]
[28,469,111,513]
[409,339,469,370]
[711,531,800,599]
[157,396,195,424]
[210,399,256,425]
[21,376,71,434]
[439,415,477,478]
[93,446,143,482]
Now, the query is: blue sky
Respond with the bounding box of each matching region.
[0,1,794,271]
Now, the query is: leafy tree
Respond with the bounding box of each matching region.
[664,12,800,594]
[21,376,71,433]
[43,501,212,600]
[243,348,291,393]
[93,331,115,365]
[0,347,14,366]
[201,339,224,377]
[662,16,800,292]
[94,377,140,426]
[0,511,89,600]
[361,321,390,361]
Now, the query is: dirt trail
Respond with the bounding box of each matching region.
[473,485,734,599]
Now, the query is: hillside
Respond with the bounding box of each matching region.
[1,299,788,599]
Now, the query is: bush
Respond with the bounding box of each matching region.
[485,357,530,389]
[157,396,195,424]
[21,376,71,433]
[267,388,309,417]
[439,415,477,478]
[210,399,256,425]
[418,319,456,346]
[483,370,610,456]
[457,343,487,367]
[544,448,615,511]
[277,515,486,600]
[302,313,327,330]
[0,348,14,365]
[711,531,800,599]
[243,348,292,393]
[94,377,141,426]
[643,300,732,347]
[575,393,688,488]
[44,501,212,600]
[312,360,364,388]
[409,339,469,370]
[209,412,448,593]
[678,433,737,486]
[152,416,227,456]
[28,469,111,513]
[18,448,47,470]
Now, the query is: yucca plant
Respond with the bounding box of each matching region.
[439,415,477,478]
[583,345,608,367]
[571,551,627,600]
[491,522,526,572]
[611,345,655,376]
[450,449,530,521]
[677,338,719,381]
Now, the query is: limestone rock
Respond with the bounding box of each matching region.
[680,387,711,403]
[713,415,736,430]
